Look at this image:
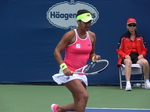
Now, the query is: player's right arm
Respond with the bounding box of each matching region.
[54,30,75,76]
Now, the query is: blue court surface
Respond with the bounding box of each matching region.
[67,108,150,112]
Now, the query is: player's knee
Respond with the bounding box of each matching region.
[81,92,88,102]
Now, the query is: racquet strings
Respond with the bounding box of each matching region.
[85,61,108,73]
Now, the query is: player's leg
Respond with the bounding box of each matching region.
[71,81,87,111]
[58,79,88,112]
[58,103,75,112]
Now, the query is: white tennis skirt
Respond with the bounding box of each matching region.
[52,69,88,86]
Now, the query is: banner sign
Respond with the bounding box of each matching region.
[46,0,99,29]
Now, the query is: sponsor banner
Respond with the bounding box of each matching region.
[46,0,99,29]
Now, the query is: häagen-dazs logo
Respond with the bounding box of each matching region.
[46,0,99,29]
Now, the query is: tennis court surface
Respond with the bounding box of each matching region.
[0,84,150,112]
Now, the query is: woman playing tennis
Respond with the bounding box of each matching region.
[51,9,101,112]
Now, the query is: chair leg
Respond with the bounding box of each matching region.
[140,73,144,88]
[119,68,123,89]
[120,82,122,89]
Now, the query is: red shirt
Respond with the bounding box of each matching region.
[131,39,138,53]
[116,32,147,66]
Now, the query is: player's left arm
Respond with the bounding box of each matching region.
[89,31,101,61]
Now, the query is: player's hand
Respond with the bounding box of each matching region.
[93,55,101,61]
[63,68,73,76]
[125,55,131,59]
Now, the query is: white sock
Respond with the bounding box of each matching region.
[145,79,149,83]
[126,81,130,85]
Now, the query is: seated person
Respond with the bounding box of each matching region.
[116,18,150,91]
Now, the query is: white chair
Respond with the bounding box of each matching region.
[119,64,144,89]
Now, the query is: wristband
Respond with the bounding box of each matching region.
[92,56,95,62]
[60,63,68,70]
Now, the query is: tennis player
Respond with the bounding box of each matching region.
[117,18,150,91]
[51,9,101,112]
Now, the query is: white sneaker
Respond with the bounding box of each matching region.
[125,83,132,91]
[145,82,150,89]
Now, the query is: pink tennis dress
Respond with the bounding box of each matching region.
[52,29,92,85]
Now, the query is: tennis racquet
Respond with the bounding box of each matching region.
[53,59,109,77]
